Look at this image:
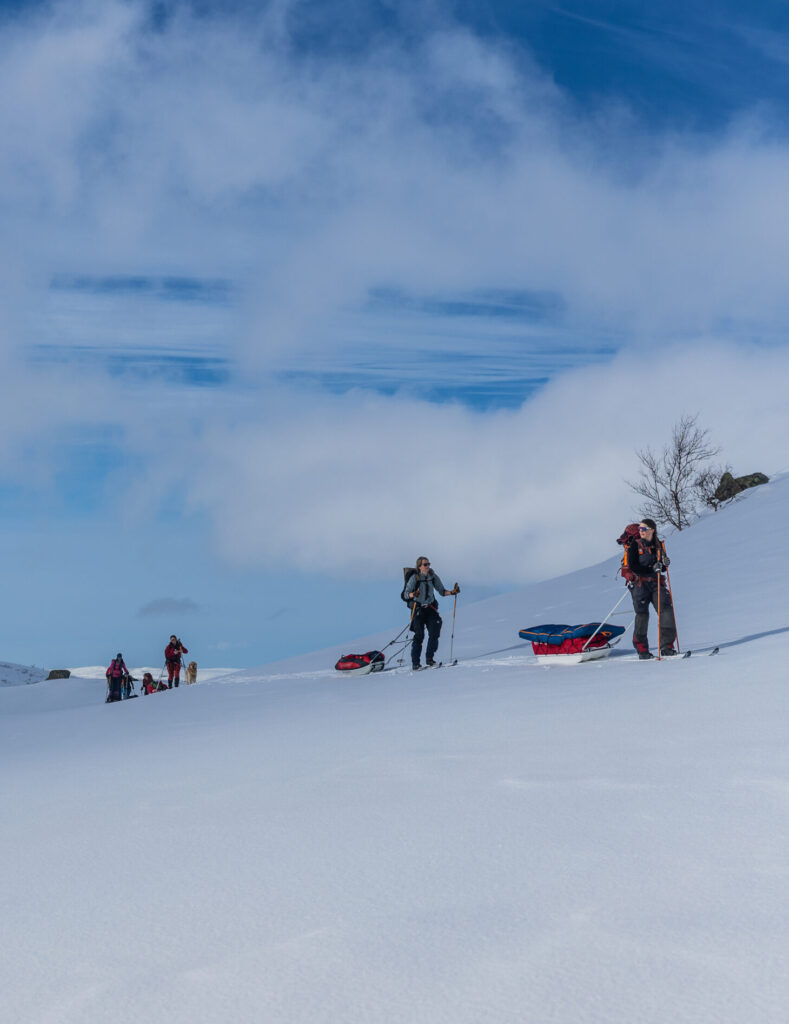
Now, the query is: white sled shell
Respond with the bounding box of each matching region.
[534,645,615,666]
[335,660,385,677]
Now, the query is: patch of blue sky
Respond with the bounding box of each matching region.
[31,274,619,408]
[0,510,423,667]
[453,0,789,130]
[364,287,565,322]
[49,274,234,305]
[0,428,136,520]
[283,290,620,409]
[53,434,137,517]
[30,345,231,388]
[183,0,789,131]
[26,274,235,388]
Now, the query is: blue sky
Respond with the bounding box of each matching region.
[3,0,789,668]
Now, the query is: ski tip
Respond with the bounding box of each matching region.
[710,646,720,655]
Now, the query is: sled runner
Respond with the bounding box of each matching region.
[518,623,626,665]
[334,650,386,676]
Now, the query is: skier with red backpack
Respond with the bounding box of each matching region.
[618,518,678,659]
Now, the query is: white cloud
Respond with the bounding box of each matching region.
[1,0,789,339]
[178,341,789,585]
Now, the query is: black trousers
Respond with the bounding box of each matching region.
[631,578,676,653]
[411,605,442,666]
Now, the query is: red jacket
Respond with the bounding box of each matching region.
[165,643,188,663]
[142,673,165,695]
[106,659,128,678]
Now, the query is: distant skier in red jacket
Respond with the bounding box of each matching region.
[165,635,188,688]
[141,672,167,695]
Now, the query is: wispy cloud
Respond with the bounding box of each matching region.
[137,597,201,619]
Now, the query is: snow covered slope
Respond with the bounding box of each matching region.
[0,661,48,687]
[2,475,789,1024]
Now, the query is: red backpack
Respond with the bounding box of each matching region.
[616,523,642,584]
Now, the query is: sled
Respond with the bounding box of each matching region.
[518,623,626,665]
[532,644,618,665]
[334,650,386,676]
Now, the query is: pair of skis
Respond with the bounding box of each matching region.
[644,647,719,661]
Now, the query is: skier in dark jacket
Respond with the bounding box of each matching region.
[105,653,129,702]
[626,519,677,659]
[165,636,188,688]
[404,556,459,669]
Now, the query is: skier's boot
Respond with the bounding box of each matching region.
[638,651,655,660]
[660,647,678,657]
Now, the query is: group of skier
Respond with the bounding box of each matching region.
[105,635,189,702]
[104,523,676,696]
[403,517,677,668]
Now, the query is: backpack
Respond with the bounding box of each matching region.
[400,567,416,607]
[616,523,642,584]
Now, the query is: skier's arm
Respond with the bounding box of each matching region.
[437,576,460,596]
[404,573,419,600]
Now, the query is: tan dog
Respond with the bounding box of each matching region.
[185,661,198,685]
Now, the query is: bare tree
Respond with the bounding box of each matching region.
[627,414,722,530]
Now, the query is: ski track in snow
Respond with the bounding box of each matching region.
[3,475,789,1023]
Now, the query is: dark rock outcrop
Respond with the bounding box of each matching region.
[713,471,769,504]
[46,669,71,680]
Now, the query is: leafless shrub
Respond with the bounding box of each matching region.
[627,414,722,530]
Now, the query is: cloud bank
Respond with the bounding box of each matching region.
[181,340,789,584]
[1,0,789,603]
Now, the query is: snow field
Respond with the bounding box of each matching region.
[2,475,789,1023]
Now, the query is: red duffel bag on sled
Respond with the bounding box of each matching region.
[518,623,626,664]
[334,650,385,676]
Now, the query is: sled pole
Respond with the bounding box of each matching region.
[581,587,630,651]
[449,585,458,664]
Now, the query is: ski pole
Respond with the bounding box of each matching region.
[665,565,680,654]
[656,564,662,660]
[582,587,630,651]
[449,584,459,664]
